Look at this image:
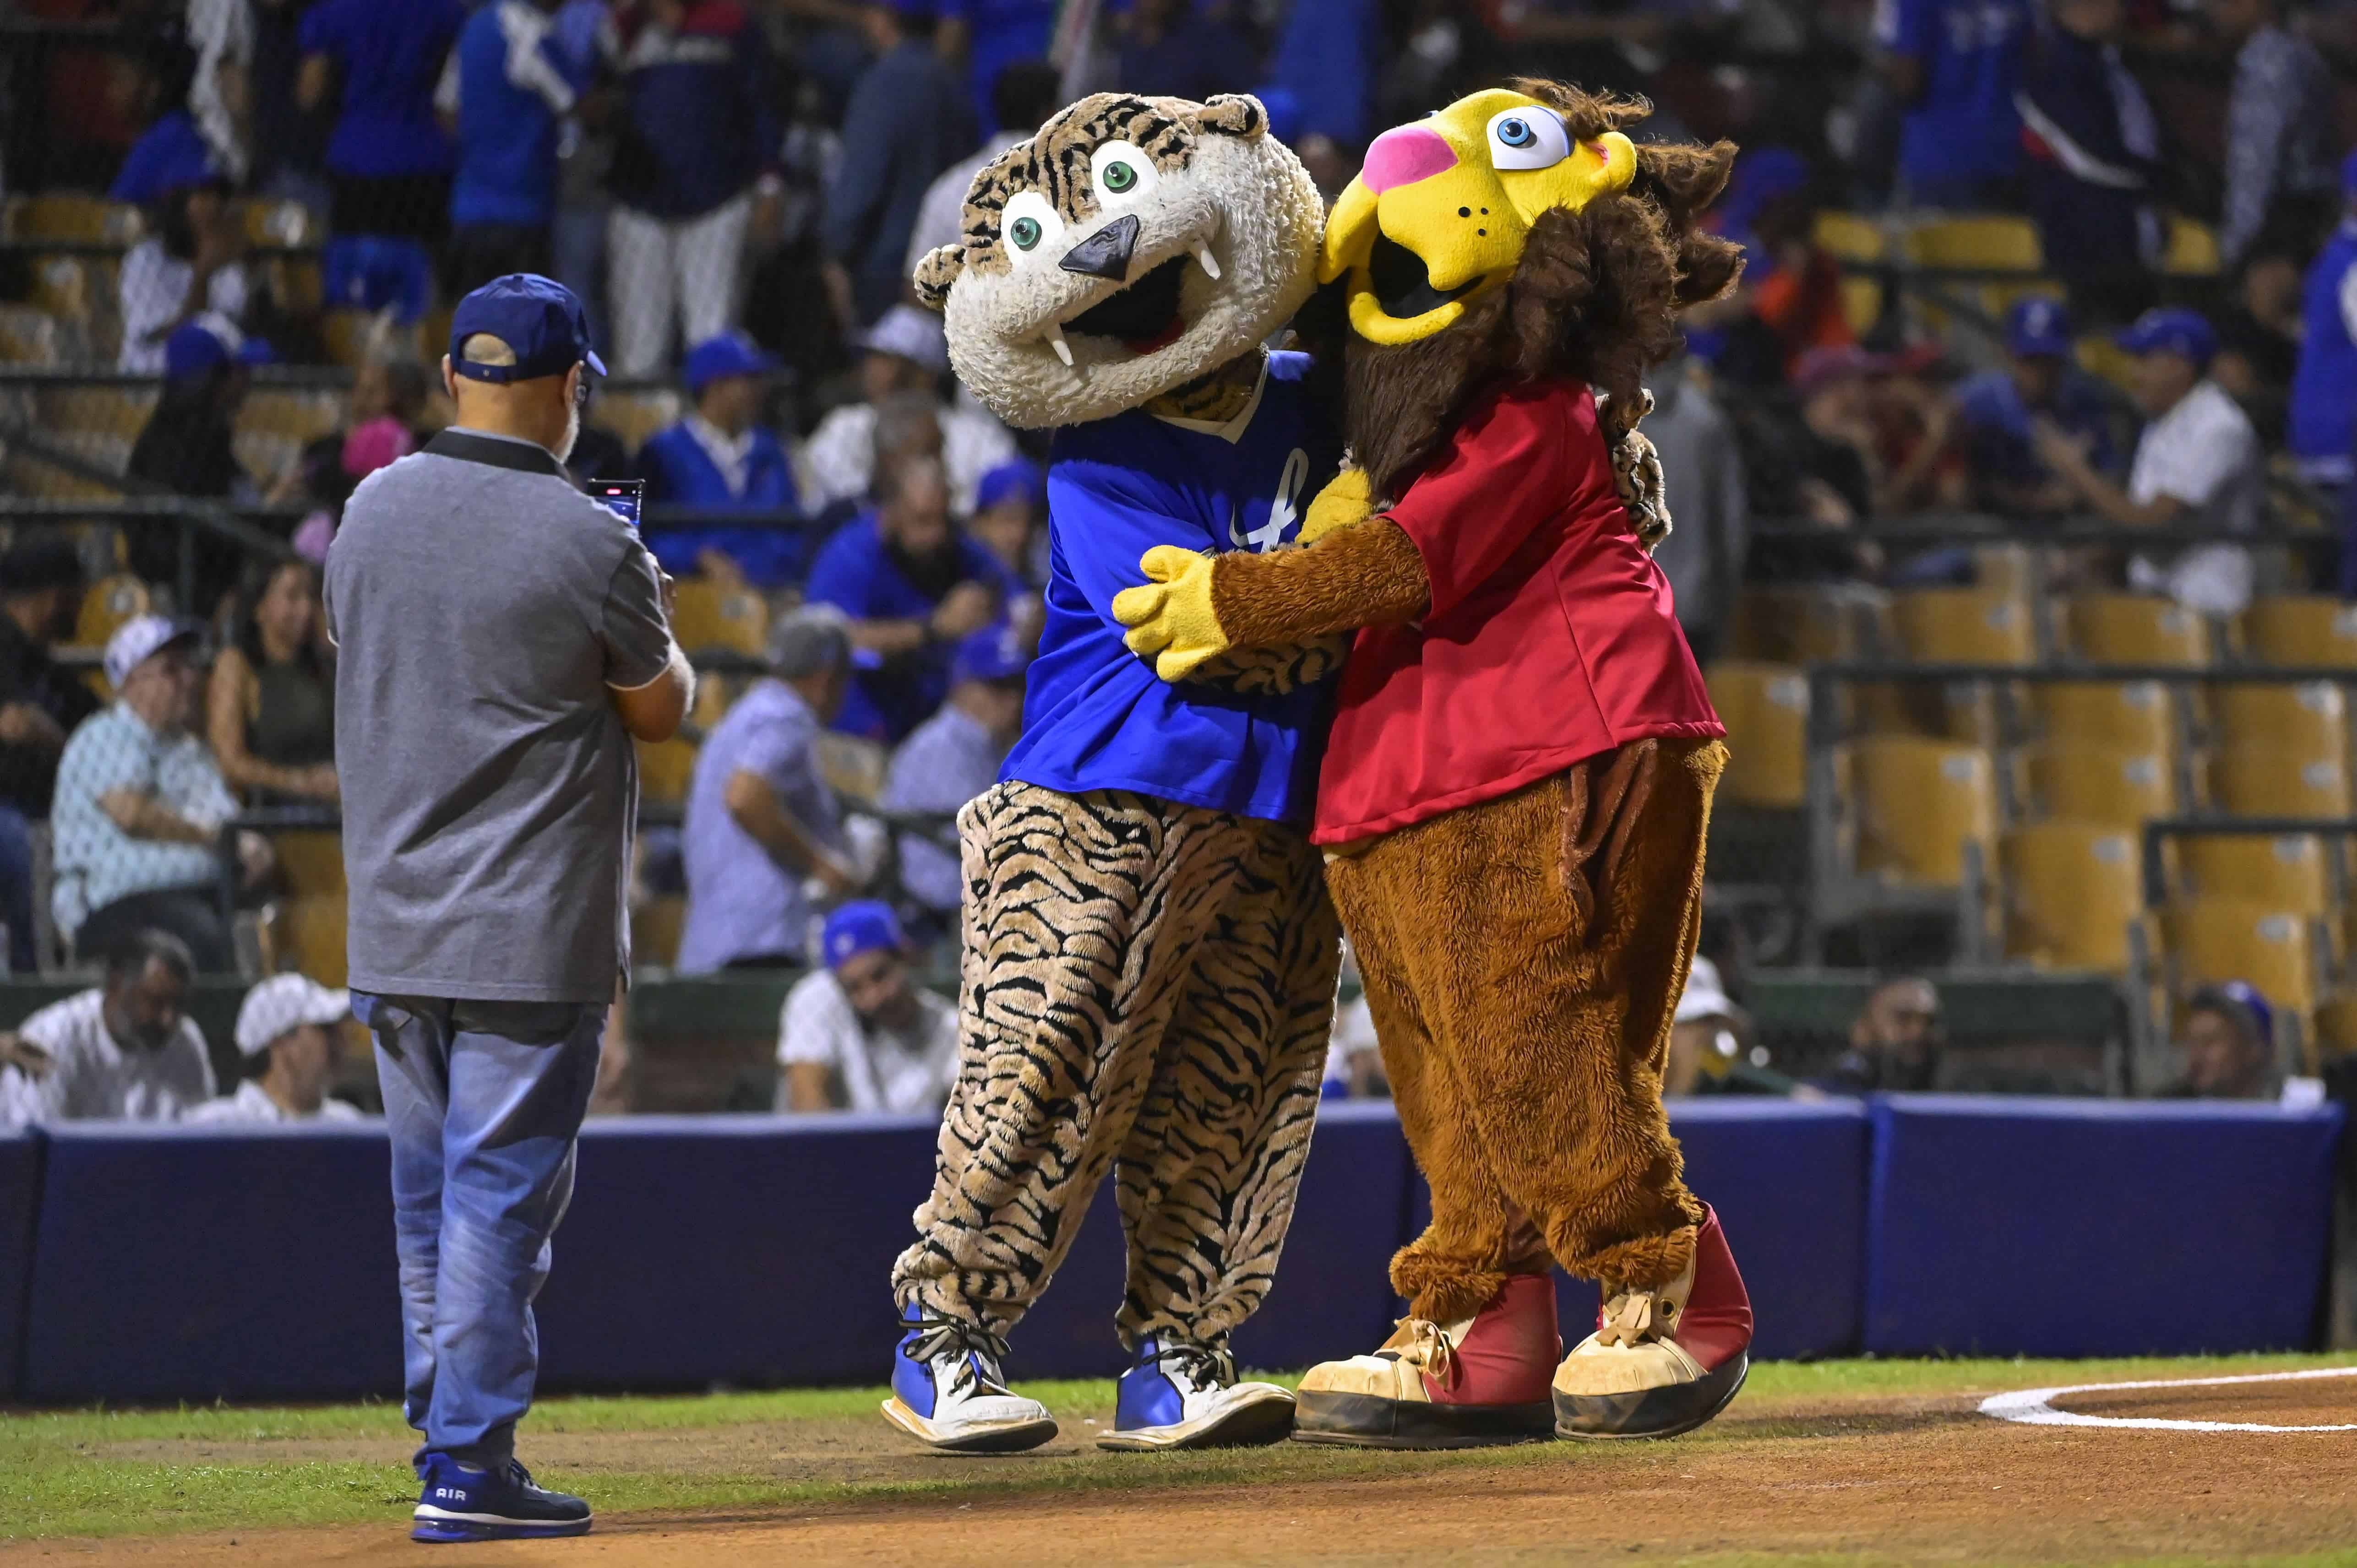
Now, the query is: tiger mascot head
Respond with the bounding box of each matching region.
[911,92,1323,431]
[1324,81,1746,514]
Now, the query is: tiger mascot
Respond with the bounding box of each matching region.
[882,91,1345,1455]
[1115,82,1758,1445]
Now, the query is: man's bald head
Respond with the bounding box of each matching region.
[443,332,582,461]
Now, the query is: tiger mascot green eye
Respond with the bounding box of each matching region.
[911,92,1325,432]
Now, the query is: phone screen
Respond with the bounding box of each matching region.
[591,479,644,531]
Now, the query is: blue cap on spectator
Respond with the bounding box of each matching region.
[2189,980,2273,1049]
[952,622,1031,684]
[822,901,903,969]
[973,457,1041,515]
[449,274,606,382]
[682,330,780,396]
[163,313,271,380]
[2005,296,2074,358]
[2115,307,2216,368]
[107,110,222,206]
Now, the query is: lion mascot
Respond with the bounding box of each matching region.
[1115,82,1754,1445]
[882,92,1348,1456]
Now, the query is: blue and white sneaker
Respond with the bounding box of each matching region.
[882,1306,1059,1453]
[410,1453,591,1543]
[1096,1335,1295,1452]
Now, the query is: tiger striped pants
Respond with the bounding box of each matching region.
[891,782,1342,1351]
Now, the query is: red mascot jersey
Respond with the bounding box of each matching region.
[1311,380,1723,845]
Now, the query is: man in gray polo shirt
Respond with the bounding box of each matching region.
[326,273,691,1546]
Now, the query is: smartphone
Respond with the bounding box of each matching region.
[591,478,644,531]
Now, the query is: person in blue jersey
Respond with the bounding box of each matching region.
[1875,0,2031,209]
[1950,298,2120,516]
[438,0,591,296]
[2291,154,2357,496]
[634,332,805,587]
[879,92,1341,1458]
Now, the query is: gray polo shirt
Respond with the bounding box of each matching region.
[325,428,673,1003]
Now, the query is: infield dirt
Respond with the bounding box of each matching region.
[6,1370,2354,1566]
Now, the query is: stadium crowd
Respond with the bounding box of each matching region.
[3,0,2357,1114]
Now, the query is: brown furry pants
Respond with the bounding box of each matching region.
[1324,737,1726,1324]
[892,783,1342,1349]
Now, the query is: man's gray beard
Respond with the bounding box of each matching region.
[554,404,580,465]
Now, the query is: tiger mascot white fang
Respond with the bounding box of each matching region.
[882,92,1345,1456]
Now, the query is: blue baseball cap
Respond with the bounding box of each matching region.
[2189,980,2273,1048]
[682,331,779,396]
[448,273,605,383]
[2005,296,2074,358]
[2115,307,2216,368]
[952,622,1031,684]
[973,457,1041,516]
[822,901,904,969]
[163,313,271,380]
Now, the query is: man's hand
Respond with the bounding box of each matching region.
[0,1031,52,1080]
[2029,415,2092,478]
[930,581,998,642]
[1111,546,1230,681]
[295,763,340,801]
[0,701,63,749]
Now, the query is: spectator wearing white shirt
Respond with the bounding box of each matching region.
[2033,309,2264,614]
[117,181,250,374]
[799,306,1018,517]
[776,901,957,1114]
[0,930,214,1125]
[878,624,1028,922]
[187,973,365,1124]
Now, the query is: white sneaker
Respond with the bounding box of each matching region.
[881,1309,1059,1453]
[1095,1336,1295,1452]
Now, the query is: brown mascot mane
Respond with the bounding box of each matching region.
[1345,81,1746,506]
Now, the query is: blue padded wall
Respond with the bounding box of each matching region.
[0,1130,41,1399]
[23,1123,396,1401]
[1865,1095,2345,1357]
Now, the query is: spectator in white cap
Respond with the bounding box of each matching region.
[189,973,365,1123]
[800,304,1017,516]
[1665,956,1801,1097]
[49,615,272,971]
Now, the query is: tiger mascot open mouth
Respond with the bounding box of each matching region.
[911,92,1325,430]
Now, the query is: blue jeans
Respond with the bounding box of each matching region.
[358,993,604,1470]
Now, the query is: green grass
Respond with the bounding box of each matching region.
[0,1353,2348,1543]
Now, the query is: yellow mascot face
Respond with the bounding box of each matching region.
[1322,88,1636,346]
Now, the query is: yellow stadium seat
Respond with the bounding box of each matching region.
[1727,584,1892,664]
[2000,821,2141,971]
[1845,737,1998,887]
[38,385,155,441]
[240,198,320,247]
[2209,748,2354,817]
[282,892,349,988]
[2313,989,2357,1059]
[233,431,305,490]
[669,579,768,657]
[0,305,59,366]
[1813,211,1885,262]
[2077,333,2138,398]
[2063,593,2212,666]
[1973,544,2039,600]
[238,389,343,442]
[8,194,133,242]
[2162,216,2221,277]
[323,311,423,369]
[274,830,346,898]
[2016,743,2177,829]
[2240,596,2357,668]
[2028,680,2177,756]
[1891,587,2036,664]
[2162,900,2321,1013]
[1906,214,2042,270]
[1706,661,1809,809]
[2210,681,2348,762]
[74,573,151,654]
[637,736,698,806]
[1839,277,1883,335]
[2175,833,2331,915]
[591,390,682,451]
[632,895,686,968]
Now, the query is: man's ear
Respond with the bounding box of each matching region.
[913,245,966,310]
[1195,94,1267,140]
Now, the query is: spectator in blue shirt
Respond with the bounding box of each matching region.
[1876,0,2031,208]
[1951,298,2119,515]
[805,452,1015,742]
[2292,156,2357,493]
[879,622,1029,922]
[676,607,860,973]
[2015,0,2160,326]
[299,0,467,320]
[437,0,589,297]
[602,0,781,375]
[635,331,804,588]
[823,0,973,326]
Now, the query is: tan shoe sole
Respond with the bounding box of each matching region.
[1293,1390,1556,1450]
[1552,1352,1748,1441]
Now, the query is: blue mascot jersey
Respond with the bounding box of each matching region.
[1002,350,1339,825]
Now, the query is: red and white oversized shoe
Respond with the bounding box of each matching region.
[1290,1272,1561,1449]
[1552,1204,1752,1440]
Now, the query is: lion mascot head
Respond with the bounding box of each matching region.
[910,92,1325,431]
[1321,81,1744,510]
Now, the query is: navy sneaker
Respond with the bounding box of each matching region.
[411,1453,592,1543]
[881,1303,1058,1453]
[1097,1335,1295,1452]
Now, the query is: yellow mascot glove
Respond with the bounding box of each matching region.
[1299,466,1373,544]
[1111,545,1229,682]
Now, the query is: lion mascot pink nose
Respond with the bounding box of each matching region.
[1360,125,1457,193]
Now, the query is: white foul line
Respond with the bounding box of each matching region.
[1978,1365,2357,1433]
